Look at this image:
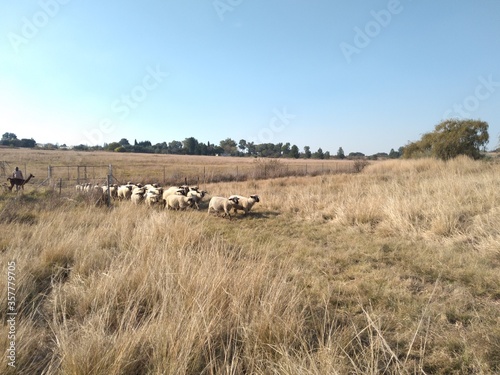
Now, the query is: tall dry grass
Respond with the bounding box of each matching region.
[1,156,499,374]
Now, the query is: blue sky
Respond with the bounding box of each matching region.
[1,0,499,155]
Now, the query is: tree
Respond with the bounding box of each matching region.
[246,141,256,156]
[290,145,300,159]
[389,148,400,159]
[119,138,130,146]
[312,147,324,159]
[168,140,183,154]
[303,146,311,159]
[1,132,17,141]
[107,142,121,151]
[337,147,345,159]
[404,119,489,160]
[183,137,198,155]
[238,139,247,153]
[281,142,291,157]
[219,138,237,155]
[20,138,36,148]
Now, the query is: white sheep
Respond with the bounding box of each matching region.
[145,190,162,206]
[162,186,186,198]
[166,194,194,210]
[117,185,133,200]
[207,196,240,219]
[102,184,118,200]
[131,187,146,205]
[187,190,207,210]
[228,194,260,215]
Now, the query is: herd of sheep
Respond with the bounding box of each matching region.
[75,182,260,219]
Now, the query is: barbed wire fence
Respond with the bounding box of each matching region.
[2,160,357,195]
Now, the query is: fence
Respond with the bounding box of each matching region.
[2,160,357,192]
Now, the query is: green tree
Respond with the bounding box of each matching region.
[219,138,237,155]
[107,142,121,151]
[303,146,311,159]
[168,140,183,154]
[281,142,291,157]
[1,132,17,141]
[183,137,198,155]
[404,119,489,160]
[20,138,36,148]
[312,147,324,159]
[238,139,247,153]
[389,148,400,159]
[246,141,256,156]
[290,145,300,159]
[337,147,345,159]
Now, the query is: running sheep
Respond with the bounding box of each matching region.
[131,187,146,205]
[187,190,207,210]
[207,196,240,219]
[228,194,260,215]
[166,194,194,210]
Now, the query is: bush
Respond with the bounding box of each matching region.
[404,119,489,160]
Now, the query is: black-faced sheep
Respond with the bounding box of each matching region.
[166,194,194,210]
[207,196,239,219]
[131,187,146,205]
[117,185,133,200]
[187,190,207,210]
[228,194,260,215]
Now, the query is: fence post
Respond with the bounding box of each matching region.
[59,178,62,195]
[107,173,112,208]
[48,165,52,186]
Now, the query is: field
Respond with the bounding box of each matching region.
[1,150,500,374]
[0,149,357,187]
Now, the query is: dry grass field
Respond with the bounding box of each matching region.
[1,150,500,374]
[0,149,356,187]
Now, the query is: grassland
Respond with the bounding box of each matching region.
[0,148,356,186]
[0,151,499,374]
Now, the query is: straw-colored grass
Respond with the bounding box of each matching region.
[1,155,499,374]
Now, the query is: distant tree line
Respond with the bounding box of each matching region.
[1,132,408,160]
[71,137,403,160]
[1,132,36,148]
[4,118,497,161]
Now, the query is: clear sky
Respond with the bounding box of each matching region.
[1,0,499,155]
